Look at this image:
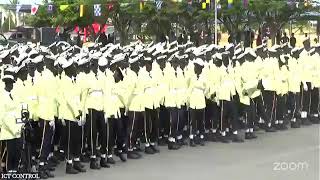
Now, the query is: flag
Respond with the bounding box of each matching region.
[243,0,248,8]
[47,4,54,13]
[94,4,101,16]
[102,24,108,33]
[31,4,39,15]
[16,5,21,13]
[92,22,100,34]
[60,5,69,11]
[80,4,84,17]
[202,2,206,9]
[202,0,210,10]
[74,26,79,33]
[228,0,233,8]
[155,0,163,10]
[140,1,145,12]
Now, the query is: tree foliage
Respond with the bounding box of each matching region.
[24,0,318,45]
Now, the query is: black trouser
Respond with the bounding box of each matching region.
[38,119,54,163]
[190,108,205,136]
[168,107,179,139]
[127,111,143,150]
[86,109,106,157]
[63,120,81,161]
[177,106,187,138]
[220,99,240,132]
[53,117,62,152]
[114,108,127,153]
[241,100,256,129]
[80,115,88,156]
[310,87,319,114]
[146,108,160,143]
[301,83,312,114]
[262,90,277,125]
[159,105,170,139]
[30,121,41,158]
[205,100,220,131]
[287,92,301,120]
[6,138,22,171]
[107,118,115,156]
[276,95,287,122]
[254,95,268,123]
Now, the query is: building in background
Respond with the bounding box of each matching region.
[0,4,31,32]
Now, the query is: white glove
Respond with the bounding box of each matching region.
[303,82,308,91]
[61,119,66,126]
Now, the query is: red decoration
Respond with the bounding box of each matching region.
[55,26,60,33]
[74,25,79,33]
[107,3,114,11]
[102,24,108,33]
[92,22,100,34]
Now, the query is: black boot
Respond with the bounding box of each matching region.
[168,141,181,150]
[48,156,59,166]
[194,135,201,145]
[54,150,64,161]
[301,118,312,126]
[310,115,320,124]
[73,161,86,172]
[245,132,253,139]
[38,165,48,179]
[80,153,90,163]
[150,144,160,153]
[90,158,101,170]
[115,151,127,162]
[127,151,141,159]
[107,157,116,164]
[278,123,288,130]
[265,126,277,132]
[207,132,218,142]
[145,146,155,154]
[219,134,231,143]
[44,165,55,178]
[199,135,205,146]
[189,139,197,147]
[45,162,55,171]
[66,163,79,174]
[158,137,167,146]
[231,133,244,143]
[100,158,110,168]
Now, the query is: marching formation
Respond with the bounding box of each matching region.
[0,37,319,179]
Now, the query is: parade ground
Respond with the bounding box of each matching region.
[53,125,320,180]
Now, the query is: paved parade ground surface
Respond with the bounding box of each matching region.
[54,125,320,180]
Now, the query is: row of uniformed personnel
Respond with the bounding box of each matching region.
[0,40,319,178]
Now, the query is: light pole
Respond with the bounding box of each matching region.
[214,0,217,45]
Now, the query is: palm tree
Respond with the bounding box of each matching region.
[7,0,20,30]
